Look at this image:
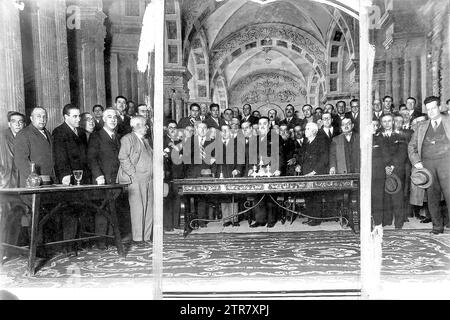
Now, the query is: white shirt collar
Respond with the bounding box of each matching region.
[431,117,442,127]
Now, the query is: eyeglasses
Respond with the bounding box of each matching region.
[11,120,24,125]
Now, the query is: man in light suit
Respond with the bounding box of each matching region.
[14,107,55,187]
[409,96,450,234]
[117,116,153,245]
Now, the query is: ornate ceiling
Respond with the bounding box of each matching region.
[181,0,358,108]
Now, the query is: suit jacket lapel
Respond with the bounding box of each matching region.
[418,120,430,157]
[31,124,51,145]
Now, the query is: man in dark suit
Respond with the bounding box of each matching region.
[324,104,341,132]
[380,113,408,229]
[222,108,233,126]
[241,104,257,125]
[302,104,315,124]
[248,117,283,228]
[298,122,329,226]
[52,104,91,244]
[329,118,360,175]
[183,122,216,227]
[92,104,104,131]
[14,107,55,187]
[268,109,279,128]
[114,96,132,136]
[286,125,305,176]
[163,120,184,231]
[383,95,394,115]
[405,97,425,124]
[372,119,385,228]
[215,124,244,227]
[336,100,347,128]
[372,99,384,121]
[319,112,340,147]
[279,104,303,130]
[204,103,225,130]
[79,112,96,141]
[345,98,360,133]
[87,108,126,243]
[409,96,450,234]
[178,103,200,129]
[52,104,90,185]
[3,111,25,187]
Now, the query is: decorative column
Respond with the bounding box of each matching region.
[410,56,420,102]
[110,53,119,103]
[385,60,392,96]
[31,0,71,132]
[164,71,190,121]
[0,0,25,132]
[75,0,107,111]
[403,59,411,101]
[392,57,401,106]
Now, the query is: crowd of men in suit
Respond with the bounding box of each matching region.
[0,96,155,255]
[163,95,450,234]
[163,100,361,230]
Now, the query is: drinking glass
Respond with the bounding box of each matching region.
[73,170,83,186]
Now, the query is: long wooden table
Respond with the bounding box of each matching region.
[0,184,126,276]
[173,174,360,235]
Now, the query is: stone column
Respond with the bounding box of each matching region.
[31,0,71,132]
[410,56,420,102]
[392,58,401,106]
[0,0,25,132]
[385,60,392,97]
[75,1,107,111]
[403,59,411,102]
[110,53,119,104]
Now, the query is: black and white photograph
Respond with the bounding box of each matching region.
[1,0,450,302]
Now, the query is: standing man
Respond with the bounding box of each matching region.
[222,108,233,126]
[382,96,394,115]
[372,99,384,121]
[14,107,55,187]
[52,104,90,185]
[126,101,136,117]
[92,104,104,131]
[380,114,408,229]
[268,109,279,128]
[204,103,225,130]
[297,122,328,226]
[114,95,132,136]
[117,116,153,245]
[52,104,91,244]
[302,104,315,124]
[241,104,257,125]
[329,118,360,174]
[345,99,360,133]
[336,101,347,128]
[79,112,95,141]
[177,103,200,129]
[405,97,425,124]
[279,104,302,129]
[3,111,25,187]
[88,108,128,244]
[408,96,450,234]
[319,112,340,146]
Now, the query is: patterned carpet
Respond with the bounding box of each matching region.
[1,230,450,289]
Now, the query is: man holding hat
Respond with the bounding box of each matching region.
[379,114,408,228]
[409,96,450,234]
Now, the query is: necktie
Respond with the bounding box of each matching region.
[143,138,151,151]
[199,139,206,159]
[111,133,115,141]
[73,128,78,136]
[190,117,195,125]
[433,120,438,130]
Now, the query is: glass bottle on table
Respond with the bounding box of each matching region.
[25,162,42,188]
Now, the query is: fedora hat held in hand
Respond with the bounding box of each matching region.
[411,167,433,189]
[385,173,402,194]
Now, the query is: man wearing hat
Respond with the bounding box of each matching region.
[409,96,450,234]
[379,114,408,228]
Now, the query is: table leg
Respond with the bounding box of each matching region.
[27,194,40,276]
[108,193,125,257]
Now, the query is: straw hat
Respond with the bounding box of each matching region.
[385,173,402,194]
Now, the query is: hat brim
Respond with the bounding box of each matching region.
[411,167,433,189]
[385,173,402,194]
